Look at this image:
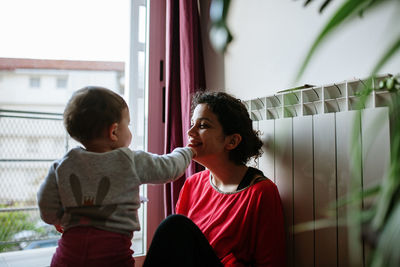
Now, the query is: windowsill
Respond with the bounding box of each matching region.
[0,247,56,267]
[0,248,146,267]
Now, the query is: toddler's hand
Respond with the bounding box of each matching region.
[54,224,64,233]
[188,146,197,157]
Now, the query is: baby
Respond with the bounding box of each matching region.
[37,86,195,266]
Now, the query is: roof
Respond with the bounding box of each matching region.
[0,57,124,71]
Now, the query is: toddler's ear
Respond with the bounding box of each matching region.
[109,123,118,141]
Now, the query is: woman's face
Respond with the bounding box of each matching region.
[187,104,229,164]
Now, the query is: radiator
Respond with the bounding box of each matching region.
[246,75,392,267]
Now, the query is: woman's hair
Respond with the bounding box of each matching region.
[64,86,128,143]
[192,91,263,165]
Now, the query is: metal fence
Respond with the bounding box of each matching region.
[0,109,78,252]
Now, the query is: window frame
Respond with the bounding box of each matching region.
[126,0,148,259]
[136,0,167,263]
[124,0,167,263]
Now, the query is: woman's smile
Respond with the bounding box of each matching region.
[188,139,202,148]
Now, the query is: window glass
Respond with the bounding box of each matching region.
[138,5,147,44]
[0,0,147,259]
[29,77,40,88]
[56,77,68,89]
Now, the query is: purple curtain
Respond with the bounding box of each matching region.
[164,0,206,216]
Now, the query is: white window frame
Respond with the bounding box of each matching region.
[126,0,148,260]
[129,0,167,264]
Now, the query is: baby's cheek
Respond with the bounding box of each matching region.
[129,132,133,144]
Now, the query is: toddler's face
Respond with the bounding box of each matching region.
[116,107,132,148]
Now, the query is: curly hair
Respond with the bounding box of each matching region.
[192,91,263,165]
[63,86,128,144]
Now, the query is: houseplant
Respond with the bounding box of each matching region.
[296,1,400,266]
[208,0,400,266]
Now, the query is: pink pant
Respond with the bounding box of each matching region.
[51,226,135,267]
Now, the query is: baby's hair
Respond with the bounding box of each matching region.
[64,86,128,144]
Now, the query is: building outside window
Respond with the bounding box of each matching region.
[56,77,68,89]
[29,77,40,88]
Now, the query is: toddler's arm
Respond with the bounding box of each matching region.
[37,162,63,225]
[127,146,195,184]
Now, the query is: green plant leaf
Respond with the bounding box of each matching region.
[293,218,337,234]
[333,185,381,209]
[293,1,400,266]
[296,0,366,82]
[359,0,379,17]
[373,200,400,266]
[319,0,333,13]
[293,207,376,234]
[209,0,233,53]
[371,35,400,76]
[304,0,313,7]
[295,0,389,82]
[302,0,333,13]
[372,105,400,230]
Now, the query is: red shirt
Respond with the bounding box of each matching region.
[176,169,286,267]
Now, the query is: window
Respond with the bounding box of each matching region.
[127,0,148,256]
[56,77,68,89]
[0,0,150,264]
[25,137,39,154]
[29,77,40,88]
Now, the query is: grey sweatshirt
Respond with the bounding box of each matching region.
[37,146,193,235]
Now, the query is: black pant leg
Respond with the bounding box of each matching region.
[143,214,223,267]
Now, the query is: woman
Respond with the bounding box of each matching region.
[144,92,286,267]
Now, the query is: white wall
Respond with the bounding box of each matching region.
[0,69,122,112]
[202,0,400,100]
